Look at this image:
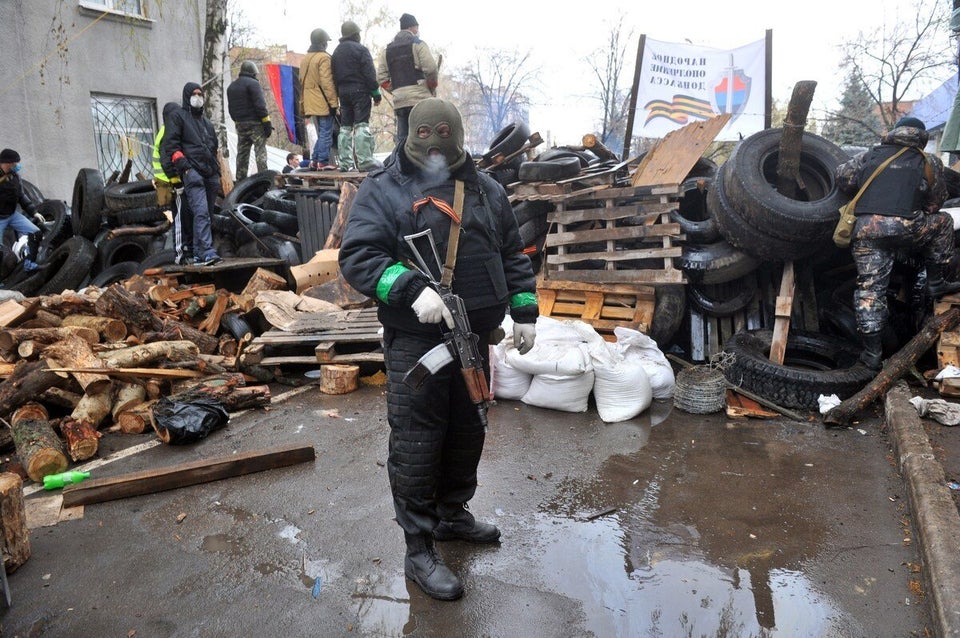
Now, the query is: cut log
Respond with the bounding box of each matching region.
[138,323,218,355]
[99,340,200,368]
[824,306,960,427]
[112,382,147,418]
[61,315,127,342]
[168,373,271,412]
[198,293,229,335]
[39,293,98,318]
[776,80,816,199]
[148,284,173,303]
[0,472,31,573]
[144,379,162,400]
[17,341,44,360]
[10,417,67,482]
[117,399,157,434]
[218,335,239,358]
[324,181,358,250]
[94,284,162,333]
[40,387,82,410]
[184,293,219,319]
[42,334,111,394]
[241,268,287,297]
[61,443,316,507]
[0,360,72,418]
[30,309,63,328]
[320,364,359,395]
[60,415,101,462]
[12,402,48,424]
[0,326,98,353]
[581,133,619,161]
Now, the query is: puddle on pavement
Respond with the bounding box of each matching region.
[347,408,861,636]
[200,533,246,557]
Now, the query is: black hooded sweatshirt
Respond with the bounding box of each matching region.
[161,82,220,178]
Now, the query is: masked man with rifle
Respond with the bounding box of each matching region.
[339,98,538,601]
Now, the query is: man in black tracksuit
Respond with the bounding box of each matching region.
[836,116,960,369]
[161,82,221,266]
[339,98,538,601]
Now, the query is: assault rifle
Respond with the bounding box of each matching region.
[401,229,491,429]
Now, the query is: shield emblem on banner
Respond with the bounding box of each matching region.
[712,67,751,120]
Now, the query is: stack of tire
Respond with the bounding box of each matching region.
[704,128,877,410]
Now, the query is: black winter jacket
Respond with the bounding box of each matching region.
[331,36,378,96]
[0,171,33,219]
[226,71,268,123]
[339,149,538,335]
[161,82,220,179]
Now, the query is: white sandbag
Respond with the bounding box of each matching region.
[613,326,676,399]
[522,370,595,413]
[491,342,533,401]
[593,360,653,422]
[504,316,594,376]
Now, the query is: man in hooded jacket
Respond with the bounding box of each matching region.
[161,82,221,266]
[332,20,382,172]
[377,13,438,144]
[300,28,338,170]
[836,115,960,370]
[227,60,272,179]
[338,98,538,601]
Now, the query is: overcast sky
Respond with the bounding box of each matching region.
[234,0,956,145]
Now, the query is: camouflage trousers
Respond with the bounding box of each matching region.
[235,121,268,180]
[852,212,954,334]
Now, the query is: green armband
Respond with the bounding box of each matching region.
[510,292,537,308]
[376,262,410,303]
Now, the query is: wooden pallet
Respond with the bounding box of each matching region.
[935,292,960,368]
[537,279,654,340]
[509,160,630,202]
[275,170,365,192]
[246,307,383,366]
[540,184,685,285]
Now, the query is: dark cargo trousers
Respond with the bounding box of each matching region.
[852,211,955,334]
[382,327,490,536]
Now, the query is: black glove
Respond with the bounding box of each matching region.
[174,157,190,175]
[373,95,382,107]
[262,121,273,137]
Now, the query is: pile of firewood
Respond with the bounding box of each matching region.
[0,268,282,483]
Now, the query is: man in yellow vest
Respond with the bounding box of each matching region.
[153,101,189,264]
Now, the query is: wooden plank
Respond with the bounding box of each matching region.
[47,367,206,379]
[0,299,27,328]
[725,389,778,419]
[768,261,796,365]
[546,206,669,225]
[546,246,681,264]
[632,113,732,187]
[254,328,383,345]
[690,308,705,362]
[545,223,682,247]
[543,269,686,285]
[260,352,384,366]
[61,443,316,507]
[535,279,655,295]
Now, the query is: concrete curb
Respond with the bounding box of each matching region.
[885,382,960,638]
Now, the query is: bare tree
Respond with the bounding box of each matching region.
[837,0,952,128]
[458,48,539,149]
[586,17,632,155]
[202,0,229,160]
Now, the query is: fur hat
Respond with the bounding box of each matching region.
[400,13,418,30]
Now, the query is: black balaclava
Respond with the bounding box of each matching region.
[403,98,466,173]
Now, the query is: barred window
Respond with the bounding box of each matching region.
[90,94,157,180]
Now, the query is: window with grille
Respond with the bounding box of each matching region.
[90,94,157,181]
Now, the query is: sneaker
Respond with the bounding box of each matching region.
[316,162,338,171]
[175,254,194,266]
[196,255,222,267]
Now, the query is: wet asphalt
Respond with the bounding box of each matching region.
[0,382,928,637]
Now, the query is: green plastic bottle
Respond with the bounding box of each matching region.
[42,471,91,490]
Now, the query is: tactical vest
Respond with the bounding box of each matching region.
[385,41,424,89]
[856,144,927,217]
[152,126,179,185]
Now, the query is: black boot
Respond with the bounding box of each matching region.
[404,533,464,600]
[434,503,501,543]
[927,263,960,298]
[859,332,883,371]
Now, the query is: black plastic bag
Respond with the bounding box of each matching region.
[153,397,229,445]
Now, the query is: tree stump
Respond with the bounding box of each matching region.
[0,472,30,573]
[320,364,359,395]
[117,400,157,434]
